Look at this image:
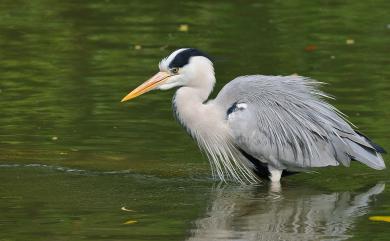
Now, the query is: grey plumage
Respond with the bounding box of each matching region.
[215,75,385,172]
[122,48,386,183]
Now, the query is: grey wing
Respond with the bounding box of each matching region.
[215,75,386,171]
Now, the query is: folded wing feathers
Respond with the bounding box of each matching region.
[220,75,385,170]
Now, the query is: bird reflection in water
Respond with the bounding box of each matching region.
[186,183,384,241]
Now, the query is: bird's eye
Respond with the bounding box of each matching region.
[170,68,179,74]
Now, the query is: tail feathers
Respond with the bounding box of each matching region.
[331,137,352,167]
[347,140,386,170]
[355,130,387,154]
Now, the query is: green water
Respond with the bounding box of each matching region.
[0,0,389,240]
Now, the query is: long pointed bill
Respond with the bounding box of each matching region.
[121,72,172,102]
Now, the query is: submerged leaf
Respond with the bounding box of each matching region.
[178,24,189,32]
[123,220,137,224]
[304,44,317,52]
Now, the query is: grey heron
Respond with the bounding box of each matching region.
[121,48,386,184]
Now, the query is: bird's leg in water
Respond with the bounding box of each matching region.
[269,181,282,192]
[268,165,282,182]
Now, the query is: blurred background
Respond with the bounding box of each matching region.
[0,0,389,240]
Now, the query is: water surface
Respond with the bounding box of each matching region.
[0,0,389,240]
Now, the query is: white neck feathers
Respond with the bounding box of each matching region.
[172,70,258,184]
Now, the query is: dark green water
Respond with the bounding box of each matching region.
[0,0,389,240]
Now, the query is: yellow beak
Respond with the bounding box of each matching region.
[121,72,172,102]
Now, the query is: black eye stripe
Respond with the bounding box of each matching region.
[168,48,211,68]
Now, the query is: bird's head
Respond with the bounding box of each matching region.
[121,48,214,102]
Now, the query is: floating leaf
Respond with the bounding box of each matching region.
[121,207,135,212]
[369,216,390,222]
[123,220,137,224]
[178,24,189,32]
[346,39,355,45]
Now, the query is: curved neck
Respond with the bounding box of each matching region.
[173,87,212,132]
[184,59,216,102]
[173,80,224,140]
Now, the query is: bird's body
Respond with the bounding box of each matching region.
[122,48,386,184]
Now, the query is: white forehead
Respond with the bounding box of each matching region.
[159,48,189,70]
